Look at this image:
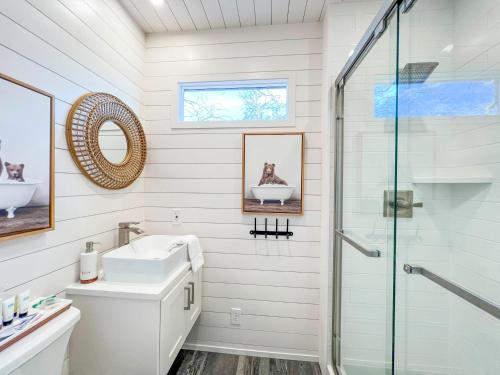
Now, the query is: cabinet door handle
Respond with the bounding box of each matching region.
[184,287,191,310]
[188,282,195,304]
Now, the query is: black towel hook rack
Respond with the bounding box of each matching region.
[250,218,293,239]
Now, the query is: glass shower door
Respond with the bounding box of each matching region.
[334,1,500,374]
[333,7,399,375]
[395,0,500,374]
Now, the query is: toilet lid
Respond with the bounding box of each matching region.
[0,307,80,374]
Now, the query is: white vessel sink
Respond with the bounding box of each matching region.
[102,235,189,283]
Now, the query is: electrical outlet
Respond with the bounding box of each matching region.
[230,308,242,325]
[172,209,182,225]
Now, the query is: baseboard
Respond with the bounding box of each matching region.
[327,364,337,375]
[182,342,320,363]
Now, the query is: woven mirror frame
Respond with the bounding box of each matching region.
[66,93,146,189]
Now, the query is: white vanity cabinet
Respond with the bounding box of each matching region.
[187,268,202,330]
[66,264,201,375]
[160,269,201,374]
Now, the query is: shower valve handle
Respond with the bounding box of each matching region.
[389,198,423,209]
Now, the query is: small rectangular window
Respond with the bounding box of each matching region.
[178,79,289,124]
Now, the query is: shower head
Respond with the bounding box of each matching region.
[399,62,439,84]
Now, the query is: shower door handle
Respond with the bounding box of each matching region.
[335,230,381,258]
[404,264,500,320]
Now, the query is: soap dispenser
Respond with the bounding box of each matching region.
[80,241,99,284]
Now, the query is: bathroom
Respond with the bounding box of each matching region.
[0,0,499,374]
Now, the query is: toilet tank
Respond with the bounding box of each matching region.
[0,307,80,375]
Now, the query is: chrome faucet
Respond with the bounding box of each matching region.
[118,222,145,247]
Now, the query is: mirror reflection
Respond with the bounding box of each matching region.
[98,121,128,164]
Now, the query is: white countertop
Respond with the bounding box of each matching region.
[66,263,191,301]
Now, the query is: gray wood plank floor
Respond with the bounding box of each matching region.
[168,350,322,375]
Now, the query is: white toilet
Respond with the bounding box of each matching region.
[0,307,80,375]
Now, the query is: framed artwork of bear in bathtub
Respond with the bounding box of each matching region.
[0,73,54,241]
[242,132,304,215]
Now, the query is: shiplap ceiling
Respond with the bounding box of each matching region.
[119,0,327,33]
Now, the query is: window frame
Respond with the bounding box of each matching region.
[173,74,296,129]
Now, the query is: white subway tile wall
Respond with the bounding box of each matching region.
[328,0,500,373]
[397,0,500,373]
[448,0,500,373]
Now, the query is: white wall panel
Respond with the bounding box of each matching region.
[199,311,319,335]
[0,3,324,364]
[0,0,145,307]
[145,36,322,62]
[144,23,322,360]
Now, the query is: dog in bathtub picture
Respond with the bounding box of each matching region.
[243,133,304,215]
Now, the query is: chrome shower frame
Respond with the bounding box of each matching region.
[330,0,415,373]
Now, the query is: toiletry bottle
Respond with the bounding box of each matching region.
[14,294,18,318]
[80,241,99,284]
[17,290,30,318]
[2,296,15,326]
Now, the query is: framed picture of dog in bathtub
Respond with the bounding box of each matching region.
[242,132,304,215]
[0,72,54,241]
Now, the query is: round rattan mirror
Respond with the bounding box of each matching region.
[66,93,146,189]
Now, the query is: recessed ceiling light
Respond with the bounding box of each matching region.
[150,0,164,6]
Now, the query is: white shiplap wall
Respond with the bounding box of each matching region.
[0,0,145,300]
[0,3,325,362]
[143,23,323,360]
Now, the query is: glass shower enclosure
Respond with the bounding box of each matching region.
[332,0,500,374]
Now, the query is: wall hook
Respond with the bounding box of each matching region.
[249,218,293,239]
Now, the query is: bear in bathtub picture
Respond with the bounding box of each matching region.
[242,133,304,215]
[0,139,46,233]
[251,162,296,208]
[258,163,288,186]
[0,72,54,240]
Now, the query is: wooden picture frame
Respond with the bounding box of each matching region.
[0,73,55,241]
[242,132,304,215]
